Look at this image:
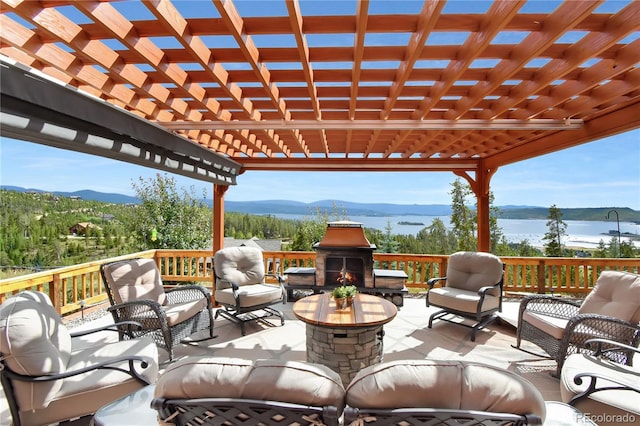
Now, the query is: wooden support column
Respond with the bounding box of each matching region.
[476,169,491,253]
[213,184,228,253]
[454,162,497,253]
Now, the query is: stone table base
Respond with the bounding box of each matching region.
[305,323,384,385]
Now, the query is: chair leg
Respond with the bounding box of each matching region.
[428,309,447,329]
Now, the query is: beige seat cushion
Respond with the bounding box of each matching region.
[428,287,500,314]
[163,299,208,326]
[522,311,570,340]
[215,283,283,307]
[346,359,545,421]
[102,258,167,305]
[155,357,345,411]
[561,353,640,424]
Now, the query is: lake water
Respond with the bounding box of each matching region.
[273,214,640,249]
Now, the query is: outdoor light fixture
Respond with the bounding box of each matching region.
[605,209,621,257]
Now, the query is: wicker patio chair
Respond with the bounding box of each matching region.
[100,257,215,360]
[213,246,286,335]
[513,270,640,377]
[343,359,545,426]
[0,291,158,426]
[151,357,344,426]
[426,251,505,341]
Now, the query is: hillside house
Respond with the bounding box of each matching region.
[69,222,101,236]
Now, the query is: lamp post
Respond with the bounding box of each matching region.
[605,209,621,257]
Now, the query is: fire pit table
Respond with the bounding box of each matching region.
[293,292,397,385]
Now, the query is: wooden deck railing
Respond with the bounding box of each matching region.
[1,250,638,316]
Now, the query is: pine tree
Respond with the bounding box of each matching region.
[543,204,567,257]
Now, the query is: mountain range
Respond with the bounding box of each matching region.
[2,185,639,221]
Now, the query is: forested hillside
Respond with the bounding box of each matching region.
[0,189,301,271]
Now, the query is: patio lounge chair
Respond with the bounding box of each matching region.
[213,246,286,335]
[0,291,158,426]
[560,338,640,426]
[152,357,344,426]
[100,257,215,360]
[426,251,505,341]
[343,359,545,425]
[513,270,640,377]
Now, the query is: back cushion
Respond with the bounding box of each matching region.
[244,359,345,410]
[446,251,503,294]
[214,247,265,287]
[102,258,166,305]
[154,357,345,410]
[0,291,72,409]
[154,357,254,399]
[579,270,640,323]
[346,359,545,419]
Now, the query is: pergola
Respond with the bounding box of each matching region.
[1,0,639,252]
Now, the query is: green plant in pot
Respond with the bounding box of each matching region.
[343,285,358,305]
[331,286,348,309]
[332,285,359,308]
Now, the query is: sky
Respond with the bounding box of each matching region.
[1,129,639,210]
[0,1,638,210]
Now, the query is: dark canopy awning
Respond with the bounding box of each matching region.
[0,59,240,186]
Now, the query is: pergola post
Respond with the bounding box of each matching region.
[213,184,228,253]
[476,169,491,253]
[455,163,496,253]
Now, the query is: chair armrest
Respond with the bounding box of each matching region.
[266,273,286,285]
[427,276,446,289]
[559,315,640,369]
[569,370,640,407]
[477,282,501,296]
[107,299,168,325]
[584,338,640,357]
[165,285,211,304]
[2,354,155,386]
[69,320,143,338]
[266,273,287,303]
[517,295,581,322]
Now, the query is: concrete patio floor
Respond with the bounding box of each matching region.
[0,296,564,424]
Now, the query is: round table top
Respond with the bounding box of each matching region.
[293,292,397,328]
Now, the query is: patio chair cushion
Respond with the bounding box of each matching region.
[163,299,209,326]
[155,356,345,410]
[446,251,504,296]
[101,258,167,305]
[578,270,640,323]
[346,359,546,419]
[214,246,265,286]
[215,283,283,307]
[427,287,500,314]
[0,291,72,406]
[560,352,640,419]
[522,311,570,340]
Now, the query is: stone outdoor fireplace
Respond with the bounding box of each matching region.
[314,221,376,288]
